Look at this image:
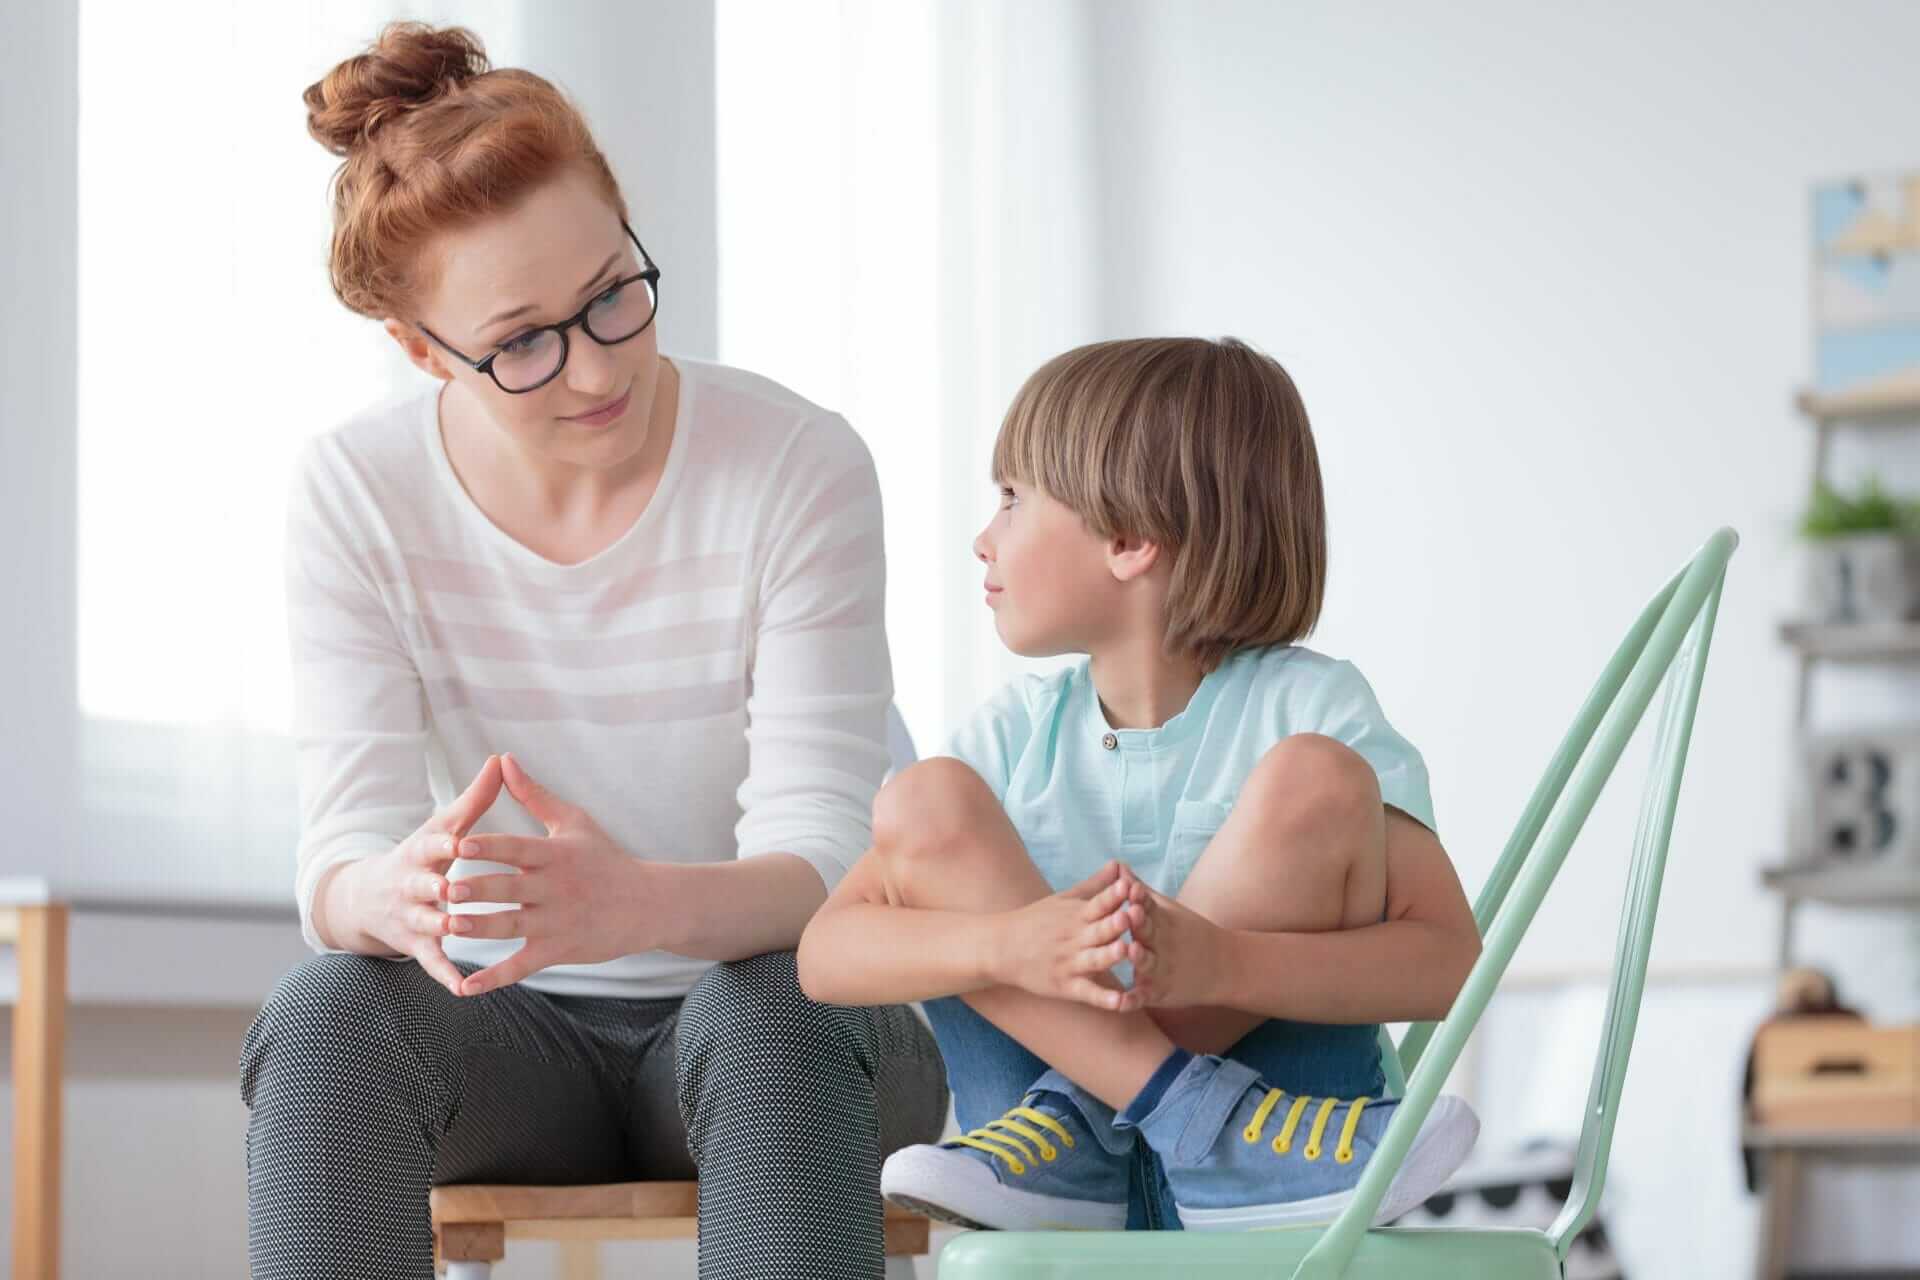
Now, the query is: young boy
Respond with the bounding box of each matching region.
[797,337,1481,1232]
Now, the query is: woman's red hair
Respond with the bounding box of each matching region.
[304,22,628,318]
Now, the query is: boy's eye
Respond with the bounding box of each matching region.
[999,486,1019,508]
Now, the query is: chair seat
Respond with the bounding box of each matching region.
[938,1224,1563,1280]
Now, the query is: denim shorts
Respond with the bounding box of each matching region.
[920,996,1385,1230]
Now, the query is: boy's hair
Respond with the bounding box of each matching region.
[992,337,1326,671]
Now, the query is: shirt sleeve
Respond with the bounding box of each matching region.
[938,679,1036,804]
[284,440,434,953]
[1300,659,1438,834]
[734,415,893,893]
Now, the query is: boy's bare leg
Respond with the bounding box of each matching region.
[873,759,1175,1112]
[1150,733,1389,1055]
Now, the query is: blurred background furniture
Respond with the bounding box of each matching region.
[2,878,66,1280]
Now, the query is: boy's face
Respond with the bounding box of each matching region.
[973,481,1116,657]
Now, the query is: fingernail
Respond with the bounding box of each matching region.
[450,916,471,933]
[449,883,471,902]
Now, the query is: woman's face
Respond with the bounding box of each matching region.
[389,168,663,471]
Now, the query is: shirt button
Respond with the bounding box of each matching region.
[1101,732,1118,751]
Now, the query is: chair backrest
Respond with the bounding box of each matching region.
[1294,527,1736,1280]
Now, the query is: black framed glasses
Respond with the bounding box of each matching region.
[418,222,661,394]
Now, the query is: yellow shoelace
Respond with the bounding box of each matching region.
[1242,1088,1370,1164]
[948,1103,1077,1177]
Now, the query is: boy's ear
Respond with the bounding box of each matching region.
[383,317,455,382]
[1107,533,1163,583]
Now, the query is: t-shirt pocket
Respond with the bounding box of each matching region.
[1162,799,1235,896]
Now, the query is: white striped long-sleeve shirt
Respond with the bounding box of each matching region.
[284,358,892,998]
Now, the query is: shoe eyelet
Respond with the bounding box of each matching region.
[1335,1148,1355,1165]
[1303,1145,1322,1162]
[1040,1147,1056,1163]
[1271,1137,1290,1155]
[1243,1127,1259,1144]
[1062,1135,1075,1150]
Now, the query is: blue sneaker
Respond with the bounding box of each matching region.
[881,1069,1132,1230]
[1123,1054,1479,1230]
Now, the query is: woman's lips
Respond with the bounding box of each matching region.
[565,386,632,427]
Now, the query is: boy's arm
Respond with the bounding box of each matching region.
[1211,808,1481,1024]
[795,847,1007,1006]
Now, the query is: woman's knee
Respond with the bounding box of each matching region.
[239,952,448,1108]
[678,952,847,1059]
[870,757,1002,899]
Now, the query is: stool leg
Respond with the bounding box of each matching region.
[444,1263,494,1280]
[884,1255,918,1279]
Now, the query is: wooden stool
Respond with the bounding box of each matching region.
[430,1181,931,1279]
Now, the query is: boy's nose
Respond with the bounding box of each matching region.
[973,530,992,563]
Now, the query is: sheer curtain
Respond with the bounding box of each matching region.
[715,0,1106,754]
[67,0,716,905]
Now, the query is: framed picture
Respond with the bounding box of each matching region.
[1813,173,1920,404]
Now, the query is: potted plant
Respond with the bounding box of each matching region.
[1800,476,1920,624]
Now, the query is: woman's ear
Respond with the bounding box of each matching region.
[383,318,454,382]
[1107,533,1163,583]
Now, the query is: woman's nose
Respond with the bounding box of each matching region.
[973,529,991,563]
[564,330,620,395]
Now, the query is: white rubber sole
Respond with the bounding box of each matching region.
[1177,1095,1482,1232]
[881,1144,1128,1232]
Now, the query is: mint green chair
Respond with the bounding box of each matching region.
[939,527,1737,1280]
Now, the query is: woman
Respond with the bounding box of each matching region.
[239,22,947,1280]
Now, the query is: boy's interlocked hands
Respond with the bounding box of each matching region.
[987,859,1150,1011]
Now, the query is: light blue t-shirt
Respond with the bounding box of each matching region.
[942,645,1435,899]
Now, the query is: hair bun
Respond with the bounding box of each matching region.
[304,22,490,157]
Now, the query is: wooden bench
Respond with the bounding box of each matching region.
[430,1180,931,1278]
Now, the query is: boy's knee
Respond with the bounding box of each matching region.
[871,758,999,889]
[1241,734,1383,843]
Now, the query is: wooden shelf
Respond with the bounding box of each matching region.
[1744,1121,1920,1151]
[1761,861,1920,906]
[1799,382,1920,424]
[1778,619,1920,660]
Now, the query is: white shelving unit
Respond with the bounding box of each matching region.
[1752,388,1920,1280]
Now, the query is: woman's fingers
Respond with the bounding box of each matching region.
[411,939,467,996]
[408,904,456,936]
[500,753,573,832]
[457,833,548,868]
[452,908,528,941]
[440,755,504,835]
[408,832,458,872]
[460,941,547,997]
[447,873,528,906]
